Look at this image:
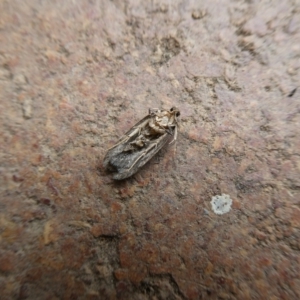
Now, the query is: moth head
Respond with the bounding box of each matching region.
[170,107,180,117]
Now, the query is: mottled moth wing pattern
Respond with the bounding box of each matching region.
[103,107,180,180]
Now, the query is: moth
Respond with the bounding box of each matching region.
[103,107,180,180]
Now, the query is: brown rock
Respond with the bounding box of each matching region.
[110,202,123,213]
[90,222,119,238]
[275,206,300,228]
[114,268,129,281]
[0,251,16,272]
[96,264,113,279]
[0,1,299,299]
[205,261,214,275]
[43,219,60,245]
[128,263,147,285]
[137,243,160,264]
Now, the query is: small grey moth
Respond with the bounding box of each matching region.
[103,107,180,180]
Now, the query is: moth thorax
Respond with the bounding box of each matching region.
[159,116,169,126]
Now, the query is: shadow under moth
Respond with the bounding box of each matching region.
[103,107,180,180]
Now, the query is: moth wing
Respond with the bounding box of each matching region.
[103,114,151,169]
[123,114,151,137]
[113,130,173,180]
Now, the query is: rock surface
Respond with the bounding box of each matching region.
[0,0,299,299]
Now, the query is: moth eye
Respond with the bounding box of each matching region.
[176,111,180,117]
[170,107,174,112]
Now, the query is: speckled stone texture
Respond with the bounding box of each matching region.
[1,0,300,299]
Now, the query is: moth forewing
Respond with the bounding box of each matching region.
[103,107,180,180]
[122,114,153,137]
[103,114,152,167]
[110,132,170,180]
[105,116,150,152]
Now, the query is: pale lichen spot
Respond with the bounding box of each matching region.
[211,194,232,215]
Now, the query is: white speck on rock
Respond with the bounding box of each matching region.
[211,194,232,215]
[22,98,32,119]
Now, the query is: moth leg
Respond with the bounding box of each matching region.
[166,125,174,135]
[169,125,177,144]
[107,127,141,151]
